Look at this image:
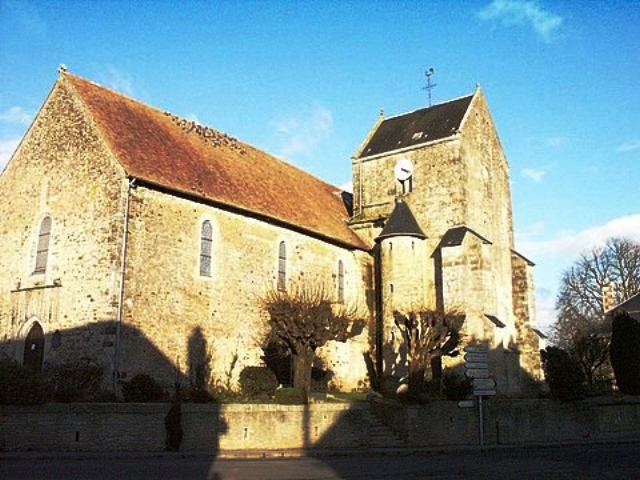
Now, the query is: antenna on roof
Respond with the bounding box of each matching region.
[423,67,437,107]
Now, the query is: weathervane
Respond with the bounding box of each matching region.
[423,67,437,107]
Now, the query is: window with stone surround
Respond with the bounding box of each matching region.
[277,241,286,291]
[34,216,51,275]
[200,220,213,277]
[337,260,344,304]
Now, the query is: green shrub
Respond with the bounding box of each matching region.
[310,367,333,393]
[274,387,306,405]
[187,387,216,403]
[239,366,279,398]
[610,310,640,395]
[42,362,104,402]
[540,346,586,401]
[210,386,245,404]
[442,371,474,400]
[122,374,167,402]
[0,357,45,405]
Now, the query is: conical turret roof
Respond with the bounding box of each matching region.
[375,199,426,242]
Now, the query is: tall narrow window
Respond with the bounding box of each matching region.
[200,220,212,277]
[277,241,286,291]
[337,260,344,304]
[34,216,51,274]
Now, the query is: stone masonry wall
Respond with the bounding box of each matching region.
[0,80,127,376]
[459,91,517,354]
[121,186,372,392]
[512,254,542,380]
[2,399,639,452]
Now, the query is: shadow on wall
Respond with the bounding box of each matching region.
[0,320,227,457]
[366,334,541,400]
[3,320,546,478]
[1,319,225,396]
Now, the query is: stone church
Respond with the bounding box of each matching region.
[0,69,542,396]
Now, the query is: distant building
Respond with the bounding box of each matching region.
[607,292,640,322]
[0,70,542,396]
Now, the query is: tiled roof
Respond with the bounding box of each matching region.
[357,95,473,158]
[62,73,368,250]
[375,200,426,242]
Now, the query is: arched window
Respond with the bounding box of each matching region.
[337,260,344,304]
[34,216,51,274]
[200,220,213,277]
[277,241,286,291]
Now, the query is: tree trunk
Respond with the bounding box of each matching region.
[407,360,425,398]
[293,348,314,403]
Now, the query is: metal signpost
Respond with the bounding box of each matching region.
[464,346,496,446]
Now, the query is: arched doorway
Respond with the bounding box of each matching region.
[23,322,45,373]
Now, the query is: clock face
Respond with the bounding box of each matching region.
[394,158,414,181]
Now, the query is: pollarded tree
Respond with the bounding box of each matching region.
[261,286,365,403]
[393,308,465,398]
[552,237,640,388]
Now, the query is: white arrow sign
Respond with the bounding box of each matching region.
[464,352,488,363]
[473,377,496,390]
[464,346,488,354]
[464,362,489,370]
[473,389,497,396]
[465,368,489,378]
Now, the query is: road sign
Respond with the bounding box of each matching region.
[458,399,475,408]
[465,369,489,378]
[464,352,488,363]
[473,389,497,396]
[464,362,489,370]
[464,346,488,354]
[473,378,496,390]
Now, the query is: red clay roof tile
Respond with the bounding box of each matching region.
[62,73,369,250]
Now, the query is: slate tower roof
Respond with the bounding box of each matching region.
[375,199,426,242]
[356,94,473,159]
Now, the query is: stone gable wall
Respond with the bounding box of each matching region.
[0,80,126,374]
[459,92,518,352]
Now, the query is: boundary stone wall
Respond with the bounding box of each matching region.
[2,399,639,452]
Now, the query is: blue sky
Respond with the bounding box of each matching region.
[1,0,639,332]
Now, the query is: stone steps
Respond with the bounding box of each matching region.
[365,408,405,448]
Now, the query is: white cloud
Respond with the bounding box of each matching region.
[545,136,564,148]
[522,168,545,182]
[519,215,640,334]
[0,137,21,171]
[478,0,563,43]
[534,287,556,333]
[271,103,333,159]
[340,181,353,193]
[0,106,31,125]
[184,113,201,123]
[518,214,640,260]
[101,66,134,96]
[616,141,640,153]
